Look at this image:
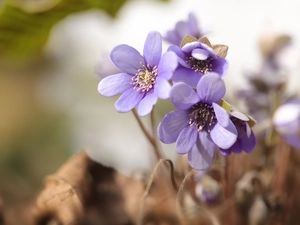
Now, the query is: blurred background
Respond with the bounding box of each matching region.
[0,0,300,207]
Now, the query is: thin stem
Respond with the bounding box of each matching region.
[132,108,161,160]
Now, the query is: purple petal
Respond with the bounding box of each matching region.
[212,103,230,127]
[192,48,209,60]
[212,58,229,77]
[157,51,178,80]
[164,30,181,46]
[154,77,171,99]
[137,92,158,116]
[197,73,225,103]
[175,21,190,39]
[284,135,300,148]
[187,12,199,36]
[240,130,256,153]
[210,121,237,149]
[172,67,201,88]
[111,45,144,75]
[98,73,132,97]
[168,46,188,67]
[182,41,201,53]
[158,110,189,144]
[170,82,200,110]
[114,88,144,113]
[188,132,216,170]
[230,141,243,154]
[143,31,162,67]
[176,125,198,154]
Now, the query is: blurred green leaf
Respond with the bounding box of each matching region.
[0,0,127,61]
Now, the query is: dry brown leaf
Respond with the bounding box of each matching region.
[198,37,212,47]
[212,44,229,58]
[180,35,198,48]
[35,150,91,225]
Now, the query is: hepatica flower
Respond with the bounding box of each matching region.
[164,12,204,46]
[98,31,177,116]
[158,73,238,170]
[219,111,256,156]
[273,100,300,148]
[169,37,229,87]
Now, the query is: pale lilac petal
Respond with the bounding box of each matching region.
[158,110,189,144]
[170,82,200,110]
[188,132,216,170]
[212,103,230,127]
[230,111,249,121]
[172,67,201,88]
[98,73,132,97]
[137,92,158,116]
[219,148,231,156]
[197,73,225,103]
[176,126,198,154]
[192,48,209,60]
[240,131,256,153]
[182,41,201,53]
[154,77,171,99]
[157,51,178,80]
[210,121,237,149]
[115,88,144,113]
[111,45,144,75]
[143,31,162,67]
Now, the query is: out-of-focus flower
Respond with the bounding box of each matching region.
[220,111,256,155]
[273,99,300,148]
[169,37,228,87]
[96,53,122,79]
[158,73,237,170]
[98,31,178,116]
[164,12,205,46]
[195,173,222,203]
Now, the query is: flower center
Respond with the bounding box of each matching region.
[131,64,158,92]
[189,102,217,132]
[186,56,213,74]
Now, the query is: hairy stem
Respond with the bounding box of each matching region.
[132,108,161,160]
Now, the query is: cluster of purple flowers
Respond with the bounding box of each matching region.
[97,13,256,170]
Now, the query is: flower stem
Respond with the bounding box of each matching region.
[132,108,161,160]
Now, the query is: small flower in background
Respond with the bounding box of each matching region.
[164,12,205,46]
[158,73,237,170]
[168,37,228,87]
[219,111,256,156]
[98,31,178,116]
[273,99,300,148]
[195,172,222,203]
[96,53,122,79]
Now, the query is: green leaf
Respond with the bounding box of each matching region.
[0,0,127,61]
[217,99,231,112]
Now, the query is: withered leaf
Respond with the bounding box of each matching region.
[180,35,198,48]
[212,44,229,58]
[35,150,91,224]
[198,37,212,47]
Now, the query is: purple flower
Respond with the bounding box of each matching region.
[98,31,178,116]
[273,99,300,148]
[219,111,256,156]
[164,12,204,46]
[157,73,237,170]
[195,174,222,204]
[169,40,229,87]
